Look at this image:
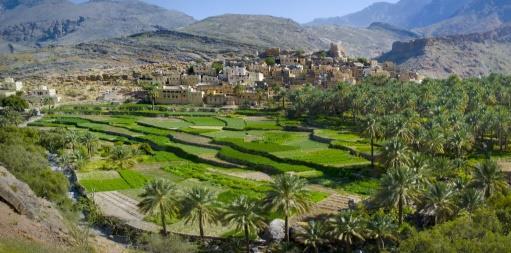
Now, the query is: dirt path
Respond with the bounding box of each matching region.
[93,191,159,233]
[208,168,272,182]
[290,192,361,225]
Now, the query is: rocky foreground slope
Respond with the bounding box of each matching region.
[0,165,72,246]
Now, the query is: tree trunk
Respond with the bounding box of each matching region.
[244,223,250,253]
[160,204,167,235]
[199,210,205,241]
[398,198,403,225]
[285,215,289,243]
[314,246,319,253]
[370,135,375,169]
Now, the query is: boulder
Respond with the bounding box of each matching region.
[262,219,285,241]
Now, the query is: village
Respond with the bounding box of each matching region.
[0,43,423,109]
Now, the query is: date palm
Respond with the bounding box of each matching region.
[65,130,80,151]
[263,174,311,243]
[331,211,365,252]
[223,195,265,253]
[181,187,220,241]
[81,132,98,158]
[143,82,159,110]
[298,220,327,253]
[375,166,418,225]
[458,188,483,212]
[471,160,508,198]
[138,179,178,235]
[419,182,455,225]
[363,115,384,168]
[380,139,410,170]
[367,211,397,252]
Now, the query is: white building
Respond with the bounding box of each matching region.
[0,78,23,98]
[24,85,61,104]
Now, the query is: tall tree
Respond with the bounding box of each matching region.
[138,179,178,235]
[367,210,397,252]
[419,182,455,225]
[81,132,98,158]
[363,115,383,168]
[375,166,418,225]
[181,187,220,241]
[223,195,265,253]
[471,160,508,198]
[380,138,410,169]
[143,82,159,111]
[263,174,311,243]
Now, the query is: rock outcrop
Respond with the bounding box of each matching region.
[0,165,72,245]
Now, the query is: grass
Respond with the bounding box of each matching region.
[78,170,147,192]
[0,237,72,253]
[274,149,370,167]
[182,116,226,127]
[218,147,319,175]
[216,137,298,152]
[137,117,192,129]
[217,116,246,130]
[245,117,281,130]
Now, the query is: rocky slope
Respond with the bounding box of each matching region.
[0,0,195,51]
[378,26,511,78]
[308,0,511,37]
[0,30,260,77]
[0,165,72,246]
[181,14,326,51]
[308,23,420,58]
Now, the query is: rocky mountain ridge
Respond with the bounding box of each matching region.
[378,25,511,78]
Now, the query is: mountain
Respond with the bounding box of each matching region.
[0,0,195,51]
[307,0,511,37]
[181,14,325,51]
[417,0,511,36]
[307,22,420,58]
[307,0,433,28]
[378,26,511,78]
[0,30,260,76]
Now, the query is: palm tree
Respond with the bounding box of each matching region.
[375,166,418,225]
[298,220,327,253]
[367,211,397,252]
[331,211,365,252]
[181,187,220,241]
[223,195,265,253]
[65,130,80,151]
[263,174,311,243]
[471,160,508,198]
[363,115,384,169]
[419,182,455,225]
[380,138,410,169]
[138,179,178,235]
[143,82,159,110]
[458,188,483,212]
[81,132,98,158]
[42,96,55,112]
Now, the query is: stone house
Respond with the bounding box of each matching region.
[155,85,204,106]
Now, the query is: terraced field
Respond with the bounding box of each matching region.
[31,112,380,236]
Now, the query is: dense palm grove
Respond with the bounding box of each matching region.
[278,74,511,252]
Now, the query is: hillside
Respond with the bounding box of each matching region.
[378,26,511,78]
[307,0,434,28]
[181,14,326,51]
[308,23,420,58]
[0,30,259,77]
[307,0,511,37]
[0,0,195,51]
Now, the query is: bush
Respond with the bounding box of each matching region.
[139,234,199,253]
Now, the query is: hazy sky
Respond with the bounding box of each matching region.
[73,0,398,23]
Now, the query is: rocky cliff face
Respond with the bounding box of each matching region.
[0,0,195,50]
[379,26,511,78]
[0,165,72,245]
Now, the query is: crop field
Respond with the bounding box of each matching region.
[31,110,380,236]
